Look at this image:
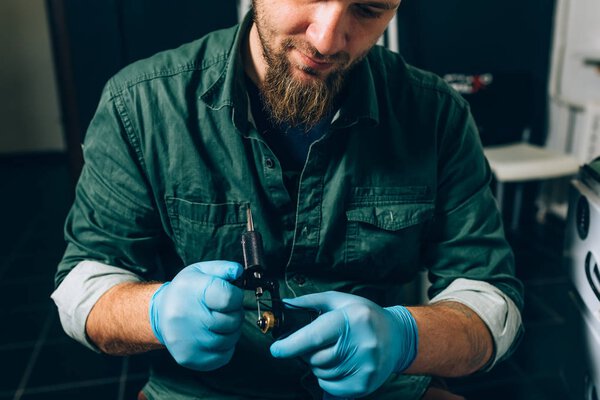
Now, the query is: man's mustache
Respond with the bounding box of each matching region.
[282,38,350,65]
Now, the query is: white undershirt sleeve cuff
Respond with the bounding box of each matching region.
[50,260,144,352]
[429,278,522,369]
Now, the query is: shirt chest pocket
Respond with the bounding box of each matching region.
[343,187,434,281]
[166,197,247,266]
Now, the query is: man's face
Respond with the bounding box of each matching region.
[248,0,400,128]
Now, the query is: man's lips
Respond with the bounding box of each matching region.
[296,50,337,72]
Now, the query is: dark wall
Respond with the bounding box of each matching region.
[49,0,557,177]
[396,0,557,146]
[46,0,238,179]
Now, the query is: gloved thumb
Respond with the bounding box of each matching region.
[283,291,363,313]
[189,260,243,281]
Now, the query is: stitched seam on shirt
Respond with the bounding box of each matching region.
[433,90,481,215]
[373,49,467,108]
[316,168,325,255]
[404,65,468,108]
[347,214,431,231]
[348,199,435,206]
[411,82,467,106]
[434,177,491,217]
[108,84,150,188]
[108,54,229,96]
[201,43,238,110]
[203,72,232,110]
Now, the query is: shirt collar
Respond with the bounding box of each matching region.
[330,55,380,129]
[199,11,254,133]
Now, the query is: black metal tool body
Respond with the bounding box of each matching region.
[234,205,319,339]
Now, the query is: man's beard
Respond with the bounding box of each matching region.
[253,11,355,129]
[260,39,346,129]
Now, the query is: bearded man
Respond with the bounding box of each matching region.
[52,1,523,399]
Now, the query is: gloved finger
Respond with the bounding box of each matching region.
[206,309,244,334]
[311,367,347,382]
[318,380,355,399]
[199,328,242,352]
[190,260,243,281]
[270,310,345,359]
[181,347,235,371]
[305,345,341,368]
[283,291,364,313]
[203,276,244,312]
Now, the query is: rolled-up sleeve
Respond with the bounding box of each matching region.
[430,278,522,368]
[51,261,144,351]
[423,99,524,362]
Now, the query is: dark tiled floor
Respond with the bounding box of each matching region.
[0,154,147,400]
[0,153,589,399]
[447,219,588,399]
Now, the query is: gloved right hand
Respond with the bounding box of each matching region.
[149,260,245,371]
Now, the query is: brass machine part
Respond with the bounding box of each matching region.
[257,311,277,334]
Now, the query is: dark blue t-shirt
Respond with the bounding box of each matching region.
[246,78,333,199]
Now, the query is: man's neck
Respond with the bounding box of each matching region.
[243,23,266,87]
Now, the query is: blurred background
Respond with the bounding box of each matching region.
[0,0,599,399]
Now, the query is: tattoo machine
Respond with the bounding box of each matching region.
[234,205,320,339]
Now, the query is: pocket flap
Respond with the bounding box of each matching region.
[166,197,247,226]
[346,203,434,231]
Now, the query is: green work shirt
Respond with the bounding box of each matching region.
[57,14,523,400]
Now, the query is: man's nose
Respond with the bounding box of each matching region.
[305,4,348,56]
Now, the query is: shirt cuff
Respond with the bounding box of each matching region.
[428,278,522,369]
[50,260,144,352]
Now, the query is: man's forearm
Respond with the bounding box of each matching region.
[86,283,493,374]
[405,301,493,376]
[86,281,164,355]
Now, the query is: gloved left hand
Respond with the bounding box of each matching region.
[269,291,418,398]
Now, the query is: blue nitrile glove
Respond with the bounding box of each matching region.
[149,260,244,371]
[270,291,418,398]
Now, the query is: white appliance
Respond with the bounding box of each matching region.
[536,0,600,220]
[565,163,600,399]
[547,0,600,164]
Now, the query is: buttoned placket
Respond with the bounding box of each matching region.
[283,136,332,295]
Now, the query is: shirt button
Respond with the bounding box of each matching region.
[293,274,306,286]
[265,158,275,169]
